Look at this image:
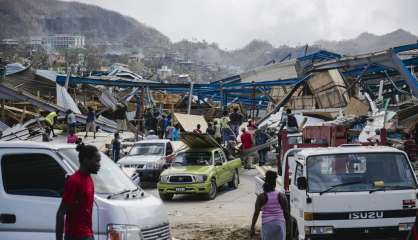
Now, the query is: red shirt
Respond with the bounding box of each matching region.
[63,170,94,237]
[240,132,253,149]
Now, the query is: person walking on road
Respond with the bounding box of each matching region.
[240,128,253,169]
[256,130,269,166]
[172,124,181,141]
[229,107,244,137]
[220,110,232,144]
[56,144,101,240]
[85,107,96,139]
[111,132,121,162]
[251,170,289,240]
[66,110,77,133]
[46,111,58,137]
[213,120,222,144]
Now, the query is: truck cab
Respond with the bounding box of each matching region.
[0,141,171,240]
[288,146,417,240]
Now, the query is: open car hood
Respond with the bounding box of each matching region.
[181,132,222,149]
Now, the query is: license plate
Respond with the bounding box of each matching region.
[176,188,186,192]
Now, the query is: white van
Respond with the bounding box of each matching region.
[0,141,171,240]
[288,146,417,240]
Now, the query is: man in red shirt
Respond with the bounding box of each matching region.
[240,128,253,169]
[56,144,101,240]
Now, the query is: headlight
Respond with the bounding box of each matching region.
[107,224,143,240]
[145,161,157,169]
[194,175,208,183]
[399,223,414,231]
[305,226,334,235]
[160,175,169,183]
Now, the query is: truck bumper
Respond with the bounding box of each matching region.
[157,182,212,194]
[306,226,408,240]
[138,169,162,182]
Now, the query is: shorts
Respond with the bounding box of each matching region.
[86,122,96,132]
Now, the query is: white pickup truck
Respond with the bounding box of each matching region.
[0,141,171,240]
[285,146,418,240]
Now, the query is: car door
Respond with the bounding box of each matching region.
[220,151,234,183]
[0,148,69,240]
[289,162,306,236]
[213,151,225,185]
[214,151,229,185]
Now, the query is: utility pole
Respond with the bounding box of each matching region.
[187,81,194,114]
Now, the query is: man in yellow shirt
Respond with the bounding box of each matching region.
[45,111,58,137]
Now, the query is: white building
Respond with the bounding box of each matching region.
[157,66,173,80]
[44,34,85,49]
[1,38,19,46]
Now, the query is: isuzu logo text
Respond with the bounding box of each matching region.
[349,211,383,220]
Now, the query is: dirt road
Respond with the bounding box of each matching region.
[147,169,261,239]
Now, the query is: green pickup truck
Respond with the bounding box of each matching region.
[157,133,242,200]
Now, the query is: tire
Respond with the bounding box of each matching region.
[159,193,174,201]
[206,179,217,200]
[228,170,239,189]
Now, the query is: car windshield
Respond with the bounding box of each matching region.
[59,148,138,194]
[174,152,212,166]
[307,153,417,193]
[129,143,164,156]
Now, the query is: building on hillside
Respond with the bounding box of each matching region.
[1,38,19,46]
[157,66,174,80]
[45,34,85,50]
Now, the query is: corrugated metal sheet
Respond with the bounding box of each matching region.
[174,113,207,133]
[240,59,297,83]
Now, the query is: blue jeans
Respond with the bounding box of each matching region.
[230,124,240,137]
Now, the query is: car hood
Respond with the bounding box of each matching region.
[118,155,163,165]
[162,165,213,176]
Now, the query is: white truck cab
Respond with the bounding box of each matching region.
[0,141,171,240]
[288,146,418,240]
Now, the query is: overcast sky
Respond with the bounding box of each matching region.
[66,0,418,50]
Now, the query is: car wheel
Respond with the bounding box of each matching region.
[159,193,174,201]
[206,179,217,200]
[228,170,239,189]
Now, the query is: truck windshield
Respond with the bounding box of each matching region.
[174,152,212,166]
[59,148,138,195]
[307,153,416,193]
[129,143,164,156]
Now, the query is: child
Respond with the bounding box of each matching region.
[67,129,78,144]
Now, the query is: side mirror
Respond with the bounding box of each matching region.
[296,177,307,190]
[215,161,223,166]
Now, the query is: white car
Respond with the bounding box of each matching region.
[0,141,171,240]
[118,139,186,182]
